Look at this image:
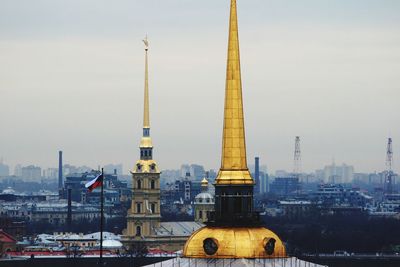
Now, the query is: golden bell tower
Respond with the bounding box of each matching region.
[183,0,287,258]
[126,37,161,239]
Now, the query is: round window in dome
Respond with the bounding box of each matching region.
[264,237,276,255]
[203,238,218,255]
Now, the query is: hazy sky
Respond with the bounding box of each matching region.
[1,0,400,174]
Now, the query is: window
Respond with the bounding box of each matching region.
[199,210,203,219]
[136,203,142,213]
[150,180,155,189]
[151,203,156,213]
[137,180,142,189]
[141,151,144,157]
[149,150,152,157]
[136,226,141,236]
[144,150,148,157]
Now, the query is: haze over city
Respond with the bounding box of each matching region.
[1,0,400,173]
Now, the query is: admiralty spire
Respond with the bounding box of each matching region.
[217,0,253,186]
[183,0,287,258]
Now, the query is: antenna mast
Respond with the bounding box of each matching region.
[386,137,393,194]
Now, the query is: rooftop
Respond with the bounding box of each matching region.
[155,221,204,237]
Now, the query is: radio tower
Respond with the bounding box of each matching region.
[386,137,393,194]
[293,136,302,176]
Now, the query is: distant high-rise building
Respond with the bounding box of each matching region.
[270,177,300,196]
[180,164,206,181]
[0,161,10,176]
[180,164,190,177]
[260,172,269,194]
[62,164,92,176]
[104,164,123,175]
[44,168,58,179]
[368,172,381,185]
[323,162,354,184]
[275,170,289,177]
[190,164,206,181]
[21,165,41,181]
[315,169,324,181]
[63,170,123,203]
[14,164,22,177]
[293,136,301,175]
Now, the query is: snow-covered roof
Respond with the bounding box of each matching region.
[100,239,123,248]
[142,257,327,267]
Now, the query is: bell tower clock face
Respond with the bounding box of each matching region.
[203,238,218,255]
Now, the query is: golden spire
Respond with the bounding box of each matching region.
[140,36,153,148]
[143,36,150,129]
[216,0,253,185]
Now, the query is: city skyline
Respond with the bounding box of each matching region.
[1,0,400,173]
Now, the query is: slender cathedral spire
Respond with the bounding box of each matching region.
[216,0,253,185]
[139,36,153,151]
[143,36,150,131]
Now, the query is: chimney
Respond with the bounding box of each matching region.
[58,151,63,189]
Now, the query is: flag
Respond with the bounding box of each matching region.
[85,174,103,192]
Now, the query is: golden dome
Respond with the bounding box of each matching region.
[201,178,209,186]
[183,226,287,259]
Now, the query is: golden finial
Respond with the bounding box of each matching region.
[143,35,149,50]
[216,0,253,185]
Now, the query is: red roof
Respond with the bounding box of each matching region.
[0,229,17,243]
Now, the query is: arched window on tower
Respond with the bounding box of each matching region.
[136,226,141,236]
[137,180,142,189]
[150,180,155,189]
[136,202,142,213]
[199,210,203,219]
[151,203,156,213]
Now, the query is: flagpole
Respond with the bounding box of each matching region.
[100,167,104,265]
